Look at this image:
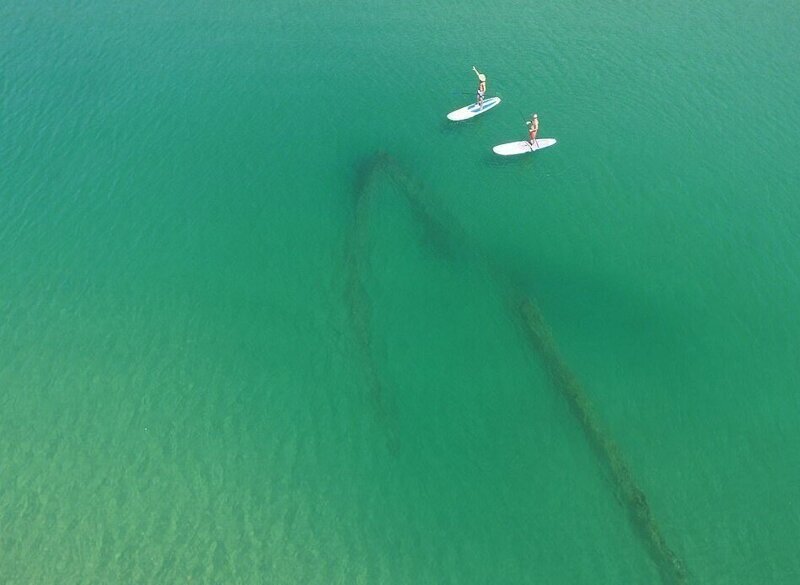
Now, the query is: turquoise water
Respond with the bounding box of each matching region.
[2,0,800,582]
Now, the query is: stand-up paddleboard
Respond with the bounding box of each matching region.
[447,96,502,121]
[492,138,557,156]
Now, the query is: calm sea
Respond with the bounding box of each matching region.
[2,0,799,583]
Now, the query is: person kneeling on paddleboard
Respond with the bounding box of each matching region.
[472,66,486,108]
[527,113,539,146]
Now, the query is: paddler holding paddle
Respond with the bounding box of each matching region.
[527,113,539,146]
[472,66,486,108]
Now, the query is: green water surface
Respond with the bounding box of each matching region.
[2,0,799,583]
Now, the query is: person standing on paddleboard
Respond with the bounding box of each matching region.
[472,66,486,108]
[527,113,539,146]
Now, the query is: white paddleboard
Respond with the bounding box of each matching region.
[492,138,557,156]
[447,96,502,121]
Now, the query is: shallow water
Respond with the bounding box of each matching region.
[2,0,799,582]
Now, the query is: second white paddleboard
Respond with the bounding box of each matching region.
[492,138,557,156]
